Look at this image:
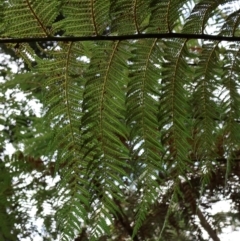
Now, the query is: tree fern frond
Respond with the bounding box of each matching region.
[57,168,90,241]
[127,38,163,163]
[0,2,4,33]
[126,38,164,236]
[148,0,188,33]
[133,176,160,237]
[34,41,93,240]
[182,0,223,34]
[220,9,240,36]
[160,38,191,175]
[3,0,60,37]
[86,161,130,239]
[2,1,240,240]
[6,42,38,68]
[110,0,150,34]
[79,40,131,238]
[190,41,223,188]
[220,45,240,181]
[53,0,110,36]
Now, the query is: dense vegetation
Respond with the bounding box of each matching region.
[1,0,240,240]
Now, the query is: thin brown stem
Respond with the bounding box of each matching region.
[114,199,140,241]
[1,33,240,43]
[196,208,221,241]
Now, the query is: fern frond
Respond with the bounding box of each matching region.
[2,1,240,240]
[183,0,222,34]
[148,0,189,33]
[133,176,160,237]
[79,40,131,239]
[3,0,60,37]
[220,44,240,180]
[220,9,240,36]
[53,0,110,36]
[160,38,192,176]
[110,0,150,34]
[190,41,223,188]
[125,38,164,235]
[34,41,93,240]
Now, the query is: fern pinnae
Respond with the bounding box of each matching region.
[165,0,186,33]
[110,0,146,34]
[220,8,240,37]
[157,186,177,241]
[53,0,110,36]
[147,0,188,34]
[220,44,240,187]
[182,0,222,35]
[90,0,98,35]
[132,0,150,34]
[147,1,169,33]
[36,42,91,240]
[25,0,48,36]
[83,42,129,238]
[3,0,59,37]
[81,41,130,239]
[160,38,191,175]
[190,41,222,191]
[3,0,240,240]
[127,39,164,236]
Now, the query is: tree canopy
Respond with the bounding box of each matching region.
[1,0,240,240]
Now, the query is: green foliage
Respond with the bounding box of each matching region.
[1,0,240,240]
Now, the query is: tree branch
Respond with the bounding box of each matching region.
[196,208,221,241]
[181,183,221,241]
[1,33,240,43]
[114,199,140,241]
